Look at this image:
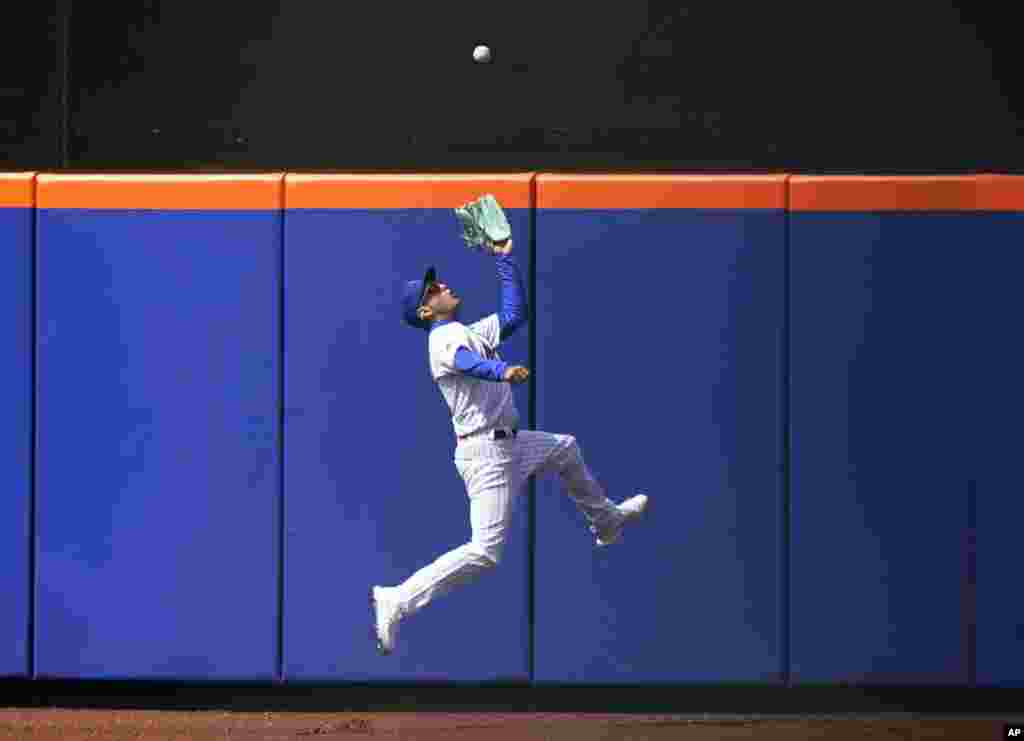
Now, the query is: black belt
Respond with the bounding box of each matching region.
[459,427,518,441]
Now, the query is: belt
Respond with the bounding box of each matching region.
[458,426,518,441]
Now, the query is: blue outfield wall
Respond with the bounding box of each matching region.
[971,212,1024,687]
[789,212,978,684]
[532,180,787,683]
[282,176,533,681]
[0,204,33,678]
[8,172,1022,685]
[34,205,281,680]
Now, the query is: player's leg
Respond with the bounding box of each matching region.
[515,430,622,532]
[372,451,515,653]
[392,451,515,618]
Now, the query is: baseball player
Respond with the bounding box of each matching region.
[371,236,649,655]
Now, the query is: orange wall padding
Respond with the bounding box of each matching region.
[285,174,535,209]
[789,175,1024,212]
[0,172,1018,211]
[36,174,284,209]
[537,174,788,209]
[0,173,36,207]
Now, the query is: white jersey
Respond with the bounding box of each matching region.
[428,313,520,438]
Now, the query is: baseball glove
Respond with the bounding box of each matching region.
[454,193,512,254]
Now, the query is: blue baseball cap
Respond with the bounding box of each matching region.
[400,265,436,331]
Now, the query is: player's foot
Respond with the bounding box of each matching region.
[370,586,402,655]
[591,493,649,547]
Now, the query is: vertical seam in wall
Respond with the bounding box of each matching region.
[28,179,38,679]
[782,183,792,688]
[527,176,537,683]
[276,182,286,682]
[966,478,977,687]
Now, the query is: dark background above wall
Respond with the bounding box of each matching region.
[3,2,1023,172]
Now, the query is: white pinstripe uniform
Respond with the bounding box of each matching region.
[389,313,625,619]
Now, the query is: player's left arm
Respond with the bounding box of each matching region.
[494,239,528,342]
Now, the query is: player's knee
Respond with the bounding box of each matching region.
[554,435,582,467]
[469,539,504,569]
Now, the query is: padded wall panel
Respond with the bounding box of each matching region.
[533,175,786,683]
[789,176,987,684]
[35,175,282,679]
[972,176,1024,687]
[282,175,533,680]
[0,174,35,677]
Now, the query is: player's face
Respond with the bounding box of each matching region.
[423,280,461,316]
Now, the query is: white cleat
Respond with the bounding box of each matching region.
[591,493,649,547]
[370,586,402,655]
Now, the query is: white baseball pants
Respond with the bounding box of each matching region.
[392,430,622,618]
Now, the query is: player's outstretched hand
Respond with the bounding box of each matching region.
[493,238,513,256]
[503,365,530,384]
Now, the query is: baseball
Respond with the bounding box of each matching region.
[472,45,492,63]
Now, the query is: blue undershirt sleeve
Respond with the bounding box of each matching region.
[454,346,509,382]
[496,253,528,342]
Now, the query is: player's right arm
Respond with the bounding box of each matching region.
[432,322,528,384]
[453,347,529,384]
